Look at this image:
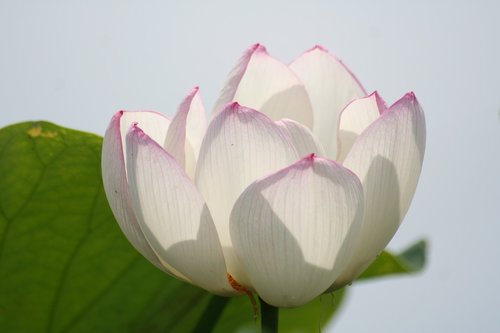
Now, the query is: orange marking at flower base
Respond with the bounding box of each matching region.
[227,273,258,319]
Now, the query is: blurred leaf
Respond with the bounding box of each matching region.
[357,239,427,280]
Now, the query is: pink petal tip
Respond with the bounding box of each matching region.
[227,101,241,110]
[306,153,316,160]
[369,91,388,113]
[309,45,329,53]
[396,91,418,106]
[224,101,256,115]
[297,153,317,168]
[249,43,267,54]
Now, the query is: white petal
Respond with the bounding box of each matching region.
[102,111,171,273]
[335,92,426,286]
[289,46,366,158]
[196,102,298,286]
[185,87,207,159]
[230,155,363,307]
[164,87,200,178]
[126,124,235,296]
[213,44,314,129]
[337,92,386,162]
[119,110,171,161]
[276,119,326,157]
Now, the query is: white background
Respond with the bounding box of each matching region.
[1,1,499,332]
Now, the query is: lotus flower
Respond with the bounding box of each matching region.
[102,44,426,307]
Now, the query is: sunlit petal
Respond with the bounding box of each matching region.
[196,102,298,286]
[335,92,426,286]
[213,44,313,128]
[289,46,366,158]
[185,87,207,159]
[164,87,201,178]
[337,92,386,162]
[102,111,172,273]
[126,124,235,296]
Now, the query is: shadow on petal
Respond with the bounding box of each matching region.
[139,205,235,297]
[259,85,313,129]
[230,163,362,307]
[333,155,401,288]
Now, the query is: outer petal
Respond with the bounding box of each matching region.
[126,124,235,296]
[164,87,200,178]
[230,155,364,307]
[195,102,298,286]
[335,92,426,287]
[102,111,171,273]
[289,46,366,159]
[276,119,326,157]
[213,44,314,129]
[336,92,386,162]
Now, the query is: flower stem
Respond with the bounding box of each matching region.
[259,297,279,333]
[191,295,230,333]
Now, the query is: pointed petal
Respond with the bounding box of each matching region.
[335,92,426,286]
[119,110,171,158]
[185,87,207,159]
[230,155,363,307]
[102,111,174,274]
[164,90,191,167]
[126,124,235,296]
[276,119,326,157]
[164,87,200,178]
[337,92,386,162]
[196,102,298,286]
[117,110,172,178]
[213,44,314,129]
[289,46,366,158]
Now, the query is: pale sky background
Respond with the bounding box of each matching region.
[1,1,499,332]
